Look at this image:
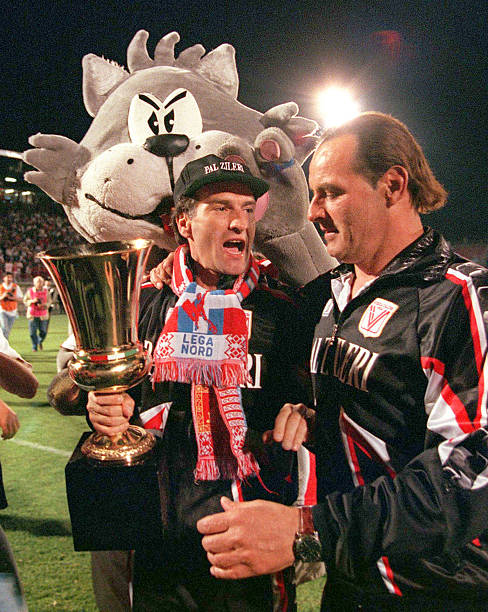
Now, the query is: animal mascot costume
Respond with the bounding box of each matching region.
[24,29,334,286]
[25,31,333,611]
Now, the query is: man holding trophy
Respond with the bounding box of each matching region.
[86,155,311,611]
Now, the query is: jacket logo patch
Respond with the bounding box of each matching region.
[358,298,398,338]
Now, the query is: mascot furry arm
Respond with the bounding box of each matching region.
[24,30,335,287]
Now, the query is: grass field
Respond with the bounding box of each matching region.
[0,314,325,611]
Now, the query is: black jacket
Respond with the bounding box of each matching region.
[303,229,488,604]
[131,273,310,569]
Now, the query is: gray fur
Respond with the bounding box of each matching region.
[23,30,335,286]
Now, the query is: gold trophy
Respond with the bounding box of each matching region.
[38,239,155,463]
[38,239,166,550]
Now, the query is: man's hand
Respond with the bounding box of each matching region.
[0,352,38,398]
[147,252,175,289]
[0,399,20,439]
[265,403,315,451]
[86,391,134,436]
[197,497,298,579]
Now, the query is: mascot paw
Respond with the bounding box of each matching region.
[24,134,88,204]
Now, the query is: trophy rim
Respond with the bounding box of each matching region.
[36,239,153,261]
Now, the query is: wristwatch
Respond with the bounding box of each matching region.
[293,505,322,562]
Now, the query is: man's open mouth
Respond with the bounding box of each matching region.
[316,220,338,234]
[223,239,246,254]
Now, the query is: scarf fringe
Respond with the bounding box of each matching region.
[193,454,260,482]
[194,458,222,481]
[236,453,261,481]
[153,359,249,387]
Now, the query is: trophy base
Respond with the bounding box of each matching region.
[65,432,167,551]
[81,425,156,464]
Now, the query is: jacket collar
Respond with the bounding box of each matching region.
[330,228,458,284]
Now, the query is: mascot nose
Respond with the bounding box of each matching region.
[143,134,189,158]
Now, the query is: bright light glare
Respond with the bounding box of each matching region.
[317,87,360,128]
[133,238,149,249]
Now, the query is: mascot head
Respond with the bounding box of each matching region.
[24,31,335,285]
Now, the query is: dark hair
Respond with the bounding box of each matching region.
[319,112,447,212]
[171,195,199,245]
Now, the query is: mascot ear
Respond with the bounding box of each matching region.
[195,44,239,98]
[261,102,318,165]
[82,54,130,117]
[254,192,269,222]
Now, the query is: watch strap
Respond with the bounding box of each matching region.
[298,505,315,535]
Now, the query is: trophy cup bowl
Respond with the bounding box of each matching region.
[37,239,155,464]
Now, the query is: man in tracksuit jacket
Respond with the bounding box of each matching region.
[196,113,488,611]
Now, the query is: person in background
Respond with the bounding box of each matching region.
[0,274,23,340]
[23,276,51,351]
[0,327,38,611]
[196,112,488,611]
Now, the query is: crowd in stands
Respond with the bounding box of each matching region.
[0,207,85,281]
[0,203,486,282]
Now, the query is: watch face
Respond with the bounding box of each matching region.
[293,534,322,563]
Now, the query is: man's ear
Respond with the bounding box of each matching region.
[380,165,409,205]
[176,213,192,240]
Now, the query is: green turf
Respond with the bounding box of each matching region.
[0,314,325,611]
[1,315,96,611]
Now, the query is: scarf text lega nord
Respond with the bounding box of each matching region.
[152,245,260,481]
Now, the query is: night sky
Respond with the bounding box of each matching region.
[2,0,486,242]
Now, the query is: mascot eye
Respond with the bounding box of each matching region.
[128,90,202,144]
[160,88,202,140]
[129,93,165,144]
[164,110,175,133]
[148,112,159,135]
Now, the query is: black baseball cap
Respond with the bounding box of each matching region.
[173,154,269,203]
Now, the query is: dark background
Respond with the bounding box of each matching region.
[1,0,486,242]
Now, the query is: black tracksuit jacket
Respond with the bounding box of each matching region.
[300,229,488,609]
[130,272,309,571]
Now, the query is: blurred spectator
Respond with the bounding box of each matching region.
[23,276,51,351]
[0,274,23,339]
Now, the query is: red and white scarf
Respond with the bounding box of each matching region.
[152,245,260,481]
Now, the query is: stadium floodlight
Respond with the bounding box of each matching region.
[317,86,360,129]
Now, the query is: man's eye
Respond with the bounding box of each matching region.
[318,191,333,200]
[328,190,344,199]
